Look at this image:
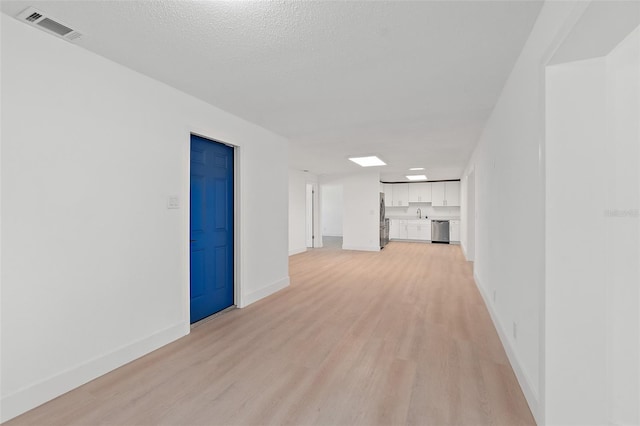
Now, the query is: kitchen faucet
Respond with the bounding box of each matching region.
[417,208,422,219]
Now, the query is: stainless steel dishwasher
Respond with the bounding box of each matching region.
[431,220,450,244]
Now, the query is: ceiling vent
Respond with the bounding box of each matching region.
[16,7,83,42]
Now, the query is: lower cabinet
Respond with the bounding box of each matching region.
[390,219,408,239]
[390,219,398,239]
[407,223,419,240]
[391,219,430,241]
[407,220,431,241]
[449,220,460,242]
[390,219,460,242]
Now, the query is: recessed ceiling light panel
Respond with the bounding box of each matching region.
[409,167,425,171]
[348,156,386,167]
[406,175,427,181]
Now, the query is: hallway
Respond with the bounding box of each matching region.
[7,242,534,425]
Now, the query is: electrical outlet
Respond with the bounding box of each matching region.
[513,322,517,340]
[167,196,180,209]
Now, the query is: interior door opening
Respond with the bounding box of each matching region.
[320,184,344,249]
[189,134,235,323]
[305,183,315,248]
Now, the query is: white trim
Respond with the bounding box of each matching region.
[183,131,192,328]
[341,245,381,252]
[233,144,242,312]
[474,271,541,425]
[240,276,290,308]
[0,322,186,423]
[289,247,307,256]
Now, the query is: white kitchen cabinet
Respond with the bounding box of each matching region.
[383,184,393,207]
[406,222,419,240]
[390,219,408,239]
[392,219,431,241]
[432,182,445,206]
[392,183,409,207]
[389,219,398,239]
[450,220,460,242]
[420,220,432,240]
[398,220,408,239]
[432,181,460,207]
[407,220,431,240]
[408,182,432,203]
[446,182,461,207]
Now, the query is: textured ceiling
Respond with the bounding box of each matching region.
[1,0,543,181]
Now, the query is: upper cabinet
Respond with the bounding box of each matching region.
[446,182,460,206]
[408,182,432,203]
[432,181,460,207]
[383,181,460,207]
[392,183,409,207]
[383,184,393,207]
[432,182,445,206]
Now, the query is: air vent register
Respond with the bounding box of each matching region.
[16,7,83,42]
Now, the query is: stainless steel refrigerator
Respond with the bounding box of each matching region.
[380,193,389,248]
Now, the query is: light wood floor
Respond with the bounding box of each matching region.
[6,242,535,426]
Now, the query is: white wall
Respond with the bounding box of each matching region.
[545,56,609,425]
[288,169,318,255]
[320,172,380,252]
[0,14,289,422]
[546,27,639,426]
[460,1,591,422]
[462,170,476,261]
[462,1,639,423]
[320,184,343,237]
[605,31,640,426]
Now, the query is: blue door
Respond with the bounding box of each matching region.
[190,135,234,323]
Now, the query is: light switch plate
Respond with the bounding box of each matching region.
[167,196,180,209]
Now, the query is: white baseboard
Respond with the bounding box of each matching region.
[240,276,289,307]
[341,245,380,252]
[0,322,187,423]
[322,234,343,237]
[474,271,540,425]
[288,247,307,256]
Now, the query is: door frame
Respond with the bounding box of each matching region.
[305,183,317,248]
[185,131,240,329]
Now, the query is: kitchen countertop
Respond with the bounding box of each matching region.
[387,216,460,221]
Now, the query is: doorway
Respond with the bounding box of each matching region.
[305,183,315,248]
[189,134,235,323]
[320,184,344,249]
